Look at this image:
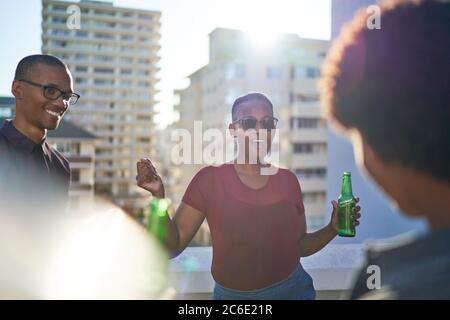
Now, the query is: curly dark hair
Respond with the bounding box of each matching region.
[320,0,450,181]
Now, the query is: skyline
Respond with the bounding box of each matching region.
[0,0,331,127]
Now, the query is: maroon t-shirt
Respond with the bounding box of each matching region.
[182,163,306,290]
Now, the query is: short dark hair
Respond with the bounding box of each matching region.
[320,0,450,182]
[14,54,68,81]
[231,92,274,121]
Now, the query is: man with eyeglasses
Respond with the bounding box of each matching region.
[0,54,80,213]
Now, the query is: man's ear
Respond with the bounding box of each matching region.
[11,80,23,100]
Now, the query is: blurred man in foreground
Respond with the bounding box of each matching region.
[321,0,450,299]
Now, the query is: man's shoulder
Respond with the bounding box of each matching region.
[351,229,450,299]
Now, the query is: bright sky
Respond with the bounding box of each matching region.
[0,0,331,127]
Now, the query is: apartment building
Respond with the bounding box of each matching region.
[171,28,329,244]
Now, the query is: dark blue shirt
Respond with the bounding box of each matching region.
[0,120,70,213]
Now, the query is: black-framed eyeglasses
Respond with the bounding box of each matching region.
[233,116,278,131]
[18,79,80,105]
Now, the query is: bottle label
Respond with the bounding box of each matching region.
[338,199,355,236]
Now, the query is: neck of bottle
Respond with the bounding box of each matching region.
[341,175,353,196]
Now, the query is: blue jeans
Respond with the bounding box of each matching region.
[213,264,316,300]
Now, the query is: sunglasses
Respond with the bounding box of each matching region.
[233,116,278,131]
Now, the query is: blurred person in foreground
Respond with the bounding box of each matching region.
[0,201,170,299]
[0,54,79,213]
[320,0,450,299]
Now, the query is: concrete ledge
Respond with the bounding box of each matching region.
[169,244,365,297]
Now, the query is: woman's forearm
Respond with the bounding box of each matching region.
[298,223,337,257]
[161,213,182,257]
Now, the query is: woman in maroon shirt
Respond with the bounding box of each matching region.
[137,93,361,299]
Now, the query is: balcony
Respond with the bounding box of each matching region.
[70,183,94,192]
[67,155,93,163]
[298,178,327,192]
[291,153,327,167]
[169,244,364,299]
[42,44,160,59]
[42,9,161,28]
[42,33,160,50]
[45,21,160,38]
[291,103,322,117]
[290,128,327,143]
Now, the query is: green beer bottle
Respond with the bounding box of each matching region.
[338,172,356,237]
[146,198,169,243]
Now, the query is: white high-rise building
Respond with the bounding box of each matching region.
[171,28,329,244]
[42,0,161,213]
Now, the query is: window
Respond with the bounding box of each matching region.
[137,70,149,76]
[118,183,128,195]
[290,93,319,103]
[293,143,313,154]
[121,23,134,30]
[120,57,133,63]
[75,77,88,84]
[52,5,66,12]
[306,67,320,78]
[137,81,150,87]
[138,14,153,20]
[75,54,88,61]
[94,33,115,40]
[76,31,88,38]
[95,10,115,16]
[0,108,12,117]
[290,117,320,129]
[137,115,151,121]
[302,191,326,203]
[94,67,114,74]
[120,80,133,86]
[57,142,81,155]
[75,66,88,72]
[291,66,320,79]
[120,69,132,75]
[94,79,114,85]
[53,41,67,47]
[267,67,282,79]
[51,17,66,24]
[52,29,70,36]
[71,169,80,183]
[93,55,114,62]
[298,94,319,102]
[292,142,327,154]
[295,168,327,179]
[121,34,134,41]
